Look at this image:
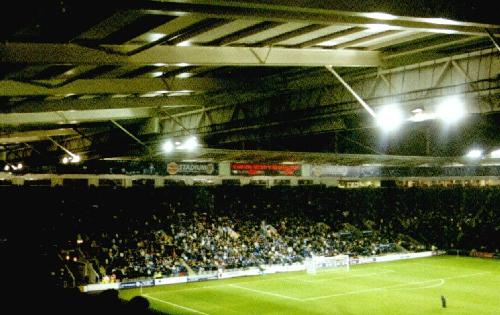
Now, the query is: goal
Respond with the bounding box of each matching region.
[305,254,350,274]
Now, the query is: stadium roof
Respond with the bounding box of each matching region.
[0,0,499,166]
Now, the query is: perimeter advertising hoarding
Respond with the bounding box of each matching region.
[311,165,380,177]
[311,165,500,178]
[119,280,154,289]
[166,161,218,176]
[231,163,302,176]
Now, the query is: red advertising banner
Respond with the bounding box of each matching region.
[231,163,301,176]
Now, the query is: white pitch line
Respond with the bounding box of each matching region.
[303,272,490,301]
[229,284,302,301]
[144,294,211,315]
[392,278,445,290]
[309,269,396,282]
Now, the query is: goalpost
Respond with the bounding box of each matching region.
[305,254,350,274]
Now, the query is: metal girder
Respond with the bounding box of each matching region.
[158,48,499,137]
[486,29,500,52]
[110,119,149,149]
[0,78,228,97]
[47,137,77,157]
[0,129,78,144]
[324,66,376,117]
[254,24,326,47]
[295,27,366,48]
[365,32,434,50]
[140,1,499,36]
[2,95,202,113]
[0,108,155,126]
[76,10,145,42]
[383,36,483,61]
[331,30,401,49]
[0,43,382,67]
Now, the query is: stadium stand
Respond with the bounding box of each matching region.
[2,185,497,288]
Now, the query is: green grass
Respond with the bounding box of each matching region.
[119,256,500,315]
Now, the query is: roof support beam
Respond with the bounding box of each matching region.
[296,27,365,48]
[0,129,78,144]
[486,28,500,52]
[0,43,382,67]
[110,119,149,149]
[0,108,155,126]
[47,137,77,157]
[324,66,377,118]
[0,78,227,97]
[383,36,483,61]
[254,24,326,47]
[331,30,401,49]
[139,1,499,36]
[3,95,202,113]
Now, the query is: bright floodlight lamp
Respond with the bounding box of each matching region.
[490,149,500,158]
[162,140,174,153]
[365,12,398,20]
[376,105,404,132]
[71,155,81,163]
[436,96,466,124]
[465,149,483,159]
[62,156,69,164]
[3,164,9,171]
[17,163,23,170]
[183,136,199,152]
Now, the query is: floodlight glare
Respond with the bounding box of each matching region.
[3,165,9,171]
[162,140,174,153]
[62,157,69,164]
[183,137,199,151]
[365,12,398,20]
[71,155,81,163]
[17,163,23,169]
[490,149,500,158]
[376,105,404,132]
[465,149,483,159]
[436,96,466,124]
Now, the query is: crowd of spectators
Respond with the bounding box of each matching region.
[1,185,498,290]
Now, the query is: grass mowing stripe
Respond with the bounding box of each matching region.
[144,294,211,315]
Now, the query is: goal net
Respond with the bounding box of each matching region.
[305,254,350,274]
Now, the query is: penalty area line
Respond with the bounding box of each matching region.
[143,294,211,315]
[303,272,490,301]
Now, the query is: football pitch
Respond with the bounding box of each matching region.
[119,256,500,315]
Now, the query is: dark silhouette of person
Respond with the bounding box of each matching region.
[441,295,447,308]
[127,295,151,314]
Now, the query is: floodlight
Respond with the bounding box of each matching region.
[62,156,69,164]
[490,149,500,158]
[3,165,9,171]
[176,41,191,47]
[366,24,395,32]
[147,33,165,42]
[376,105,404,132]
[71,155,81,163]
[17,163,23,170]
[436,96,466,124]
[183,136,199,151]
[365,12,397,20]
[465,149,483,159]
[162,140,174,153]
[176,72,192,78]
